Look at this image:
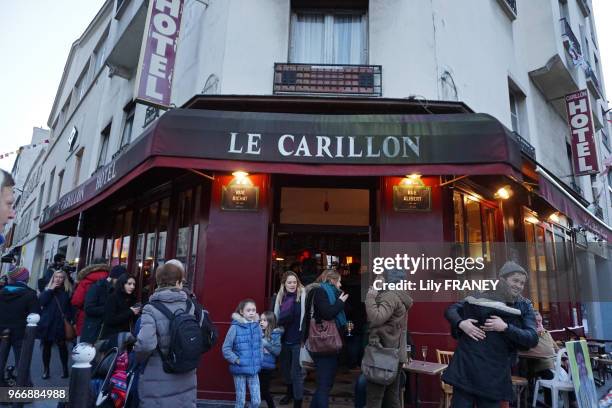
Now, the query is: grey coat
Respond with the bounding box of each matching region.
[134,288,199,408]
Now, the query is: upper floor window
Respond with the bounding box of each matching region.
[56,170,64,202]
[290,10,367,65]
[119,104,135,149]
[93,34,108,75]
[98,123,111,169]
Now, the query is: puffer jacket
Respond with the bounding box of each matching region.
[222,313,263,376]
[134,288,199,408]
[71,264,109,336]
[442,294,538,401]
[261,327,283,370]
[365,289,413,363]
[0,282,40,340]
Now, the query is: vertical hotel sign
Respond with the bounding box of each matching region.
[565,89,599,176]
[134,0,184,108]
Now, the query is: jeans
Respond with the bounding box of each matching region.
[310,354,338,408]
[280,342,304,400]
[451,387,500,408]
[354,374,367,408]
[259,369,275,408]
[234,374,261,408]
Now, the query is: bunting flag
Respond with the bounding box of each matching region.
[0,140,50,160]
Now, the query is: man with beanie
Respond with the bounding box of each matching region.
[81,265,126,343]
[365,269,413,408]
[442,260,538,407]
[0,266,40,383]
[0,169,16,246]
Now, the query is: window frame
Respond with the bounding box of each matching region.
[98,122,112,169]
[289,8,369,65]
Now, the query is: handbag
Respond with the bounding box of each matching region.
[299,345,315,370]
[305,302,343,355]
[361,342,400,385]
[54,295,76,341]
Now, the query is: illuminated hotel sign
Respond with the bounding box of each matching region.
[565,89,599,176]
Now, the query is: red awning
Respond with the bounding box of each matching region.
[537,166,612,242]
[40,108,524,233]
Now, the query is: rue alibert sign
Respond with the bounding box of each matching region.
[565,90,599,176]
[393,185,432,211]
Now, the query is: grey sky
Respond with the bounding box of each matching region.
[1,1,611,173]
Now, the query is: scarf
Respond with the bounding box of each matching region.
[321,282,347,328]
[280,291,296,315]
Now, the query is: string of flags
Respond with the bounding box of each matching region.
[0,140,50,160]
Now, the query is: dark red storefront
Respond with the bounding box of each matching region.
[39,96,606,405]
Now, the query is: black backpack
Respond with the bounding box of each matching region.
[150,299,204,373]
[192,302,219,353]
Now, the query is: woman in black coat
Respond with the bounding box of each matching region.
[37,270,74,379]
[101,274,140,344]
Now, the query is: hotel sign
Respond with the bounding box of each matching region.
[565,90,599,176]
[134,0,184,108]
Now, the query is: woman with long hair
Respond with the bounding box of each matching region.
[274,271,306,407]
[37,270,74,379]
[303,269,348,408]
[101,274,140,343]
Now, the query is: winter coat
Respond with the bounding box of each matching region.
[261,328,283,370]
[37,288,74,342]
[101,290,137,339]
[134,288,199,408]
[302,284,346,345]
[365,289,413,363]
[70,264,109,336]
[222,313,263,376]
[441,294,538,401]
[81,279,113,343]
[0,282,40,340]
[274,290,306,344]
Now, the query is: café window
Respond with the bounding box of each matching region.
[174,186,202,289]
[452,190,497,266]
[290,10,367,65]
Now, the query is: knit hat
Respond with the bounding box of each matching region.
[7,266,30,284]
[109,265,127,279]
[498,261,528,278]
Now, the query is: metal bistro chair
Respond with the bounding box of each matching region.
[532,348,574,407]
[436,349,454,408]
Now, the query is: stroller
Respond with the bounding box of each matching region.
[91,333,139,408]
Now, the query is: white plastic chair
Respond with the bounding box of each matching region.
[532,348,574,407]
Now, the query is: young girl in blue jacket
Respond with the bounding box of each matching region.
[222,299,263,408]
[260,311,282,408]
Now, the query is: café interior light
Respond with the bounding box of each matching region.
[346,256,353,264]
[525,215,540,224]
[548,212,560,223]
[495,186,513,200]
[275,257,285,261]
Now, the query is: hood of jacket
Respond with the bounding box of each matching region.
[149,287,188,304]
[465,295,521,316]
[0,283,33,301]
[231,312,260,327]
[388,289,413,310]
[76,264,110,282]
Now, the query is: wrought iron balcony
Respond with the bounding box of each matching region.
[560,18,582,62]
[512,131,536,161]
[273,63,382,97]
[569,180,583,196]
[577,0,591,16]
[593,203,604,219]
[585,64,603,99]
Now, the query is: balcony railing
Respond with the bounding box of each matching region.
[496,0,517,19]
[585,64,603,99]
[512,131,537,161]
[570,180,583,196]
[560,18,582,63]
[273,63,382,97]
[504,0,517,14]
[577,0,591,16]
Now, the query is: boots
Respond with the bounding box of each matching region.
[293,400,303,408]
[279,384,293,405]
[61,365,69,379]
[42,367,50,380]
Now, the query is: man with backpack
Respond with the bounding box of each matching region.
[134,262,217,407]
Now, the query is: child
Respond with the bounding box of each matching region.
[260,311,283,408]
[223,299,263,408]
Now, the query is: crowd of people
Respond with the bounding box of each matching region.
[0,168,579,407]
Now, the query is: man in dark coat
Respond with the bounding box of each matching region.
[0,266,40,377]
[442,261,538,407]
[81,265,125,343]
